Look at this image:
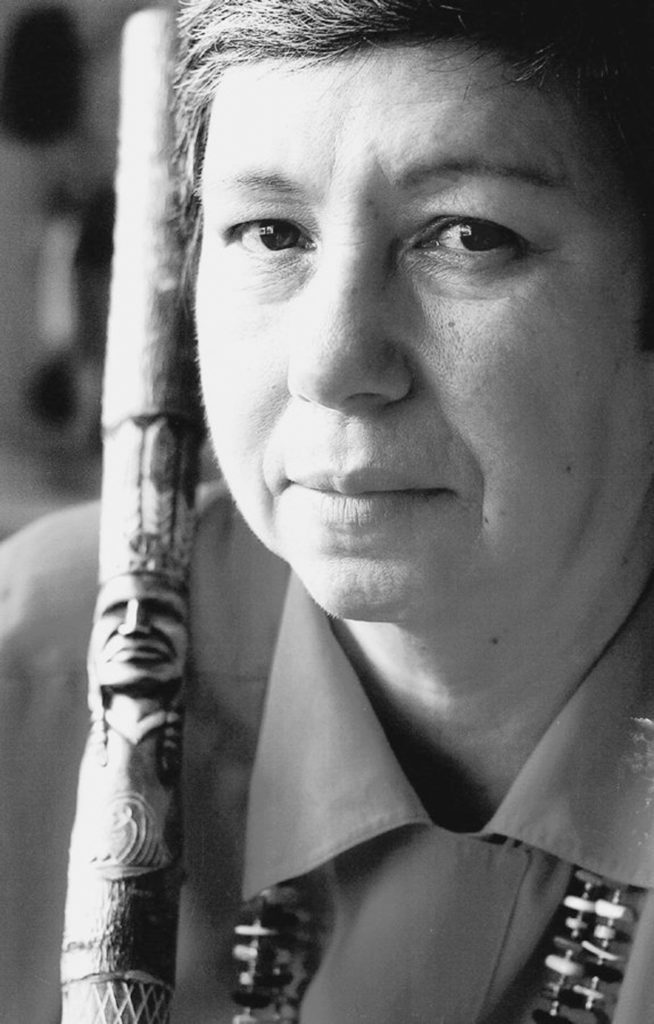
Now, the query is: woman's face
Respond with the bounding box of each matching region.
[196,43,654,629]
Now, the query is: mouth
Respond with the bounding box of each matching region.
[285,481,451,528]
[288,467,449,497]
[103,638,174,664]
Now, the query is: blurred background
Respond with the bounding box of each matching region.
[0,0,137,538]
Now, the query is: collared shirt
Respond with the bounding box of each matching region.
[2,493,654,1023]
[244,573,654,1024]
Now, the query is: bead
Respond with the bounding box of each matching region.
[532,1010,574,1023]
[570,984,606,1006]
[553,936,581,956]
[544,954,584,978]
[557,982,608,1011]
[564,915,588,934]
[563,894,596,914]
[600,926,629,944]
[574,869,604,888]
[232,883,313,1024]
[583,961,623,985]
[533,869,644,1024]
[591,923,616,942]
[232,988,274,1010]
[594,898,633,923]
[262,906,301,929]
[235,923,278,938]
[580,940,623,963]
[250,970,294,990]
[234,944,259,963]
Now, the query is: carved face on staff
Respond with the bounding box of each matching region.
[89,574,188,691]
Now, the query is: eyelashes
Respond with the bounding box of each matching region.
[231,219,314,253]
[419,217,525,256]
[229,215,526,260]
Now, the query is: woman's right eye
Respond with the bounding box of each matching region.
[233,219,312,253]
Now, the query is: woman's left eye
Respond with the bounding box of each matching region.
[422,218,524,255]
[235,219,311,253]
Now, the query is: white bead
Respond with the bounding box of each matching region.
[234,944,259,962]
[565,915,588,933]
[572,984,606,1006]
[581,939,623,963]
[235,924,277,937]
[594,899,633,922]
[564,894,595,914]
[545,953,584,978]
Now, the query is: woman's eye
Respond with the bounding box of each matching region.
[236,219,310,253]
[425,218,523,255]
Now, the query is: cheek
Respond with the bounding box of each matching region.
[432,272,632,445]
[421,281,643,530]
[419,301,562,469]
[195,262,287,504]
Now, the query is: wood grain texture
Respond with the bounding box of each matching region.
[102,5,201,428]
[61,7,203,1022]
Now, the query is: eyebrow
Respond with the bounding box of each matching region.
[398,157,569,191]
[201,158,569,203]
[200,171,306,202]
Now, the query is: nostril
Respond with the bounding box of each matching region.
[287,337,412,412]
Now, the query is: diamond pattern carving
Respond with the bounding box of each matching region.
[62,979,172,1023]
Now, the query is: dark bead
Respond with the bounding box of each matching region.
[532,1010,574,1023]
[574,869,605,889]
[262,907,301,931]
[553,936,581,955]
[584,962,623,985]
[252,970,293,990]
[558,988,603,1011]
[232,988,273,1010]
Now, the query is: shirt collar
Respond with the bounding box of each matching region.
[244,574,654,898]
[489,580,654,888]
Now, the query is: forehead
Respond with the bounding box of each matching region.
[202,43,622,206]
[99,577,187,612]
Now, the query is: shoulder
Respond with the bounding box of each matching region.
[0,500,100,677]
[0,482,289,682]
[0,485,288,1020]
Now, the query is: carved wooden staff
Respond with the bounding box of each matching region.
[61,7,203,1021]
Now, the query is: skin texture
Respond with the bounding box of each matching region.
[196,43,654,822]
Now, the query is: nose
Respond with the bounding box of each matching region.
[117,598,151,637]
[287,245,413,413]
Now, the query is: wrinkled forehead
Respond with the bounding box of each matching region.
[202,42,627,211]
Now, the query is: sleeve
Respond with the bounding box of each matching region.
[0,503,99,1024]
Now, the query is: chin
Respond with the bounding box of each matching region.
[291,554,420,624]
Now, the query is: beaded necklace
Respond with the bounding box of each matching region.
[533,868,643,1024]
[231,868,644,1024]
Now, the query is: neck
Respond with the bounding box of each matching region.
[332,544,654,831]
